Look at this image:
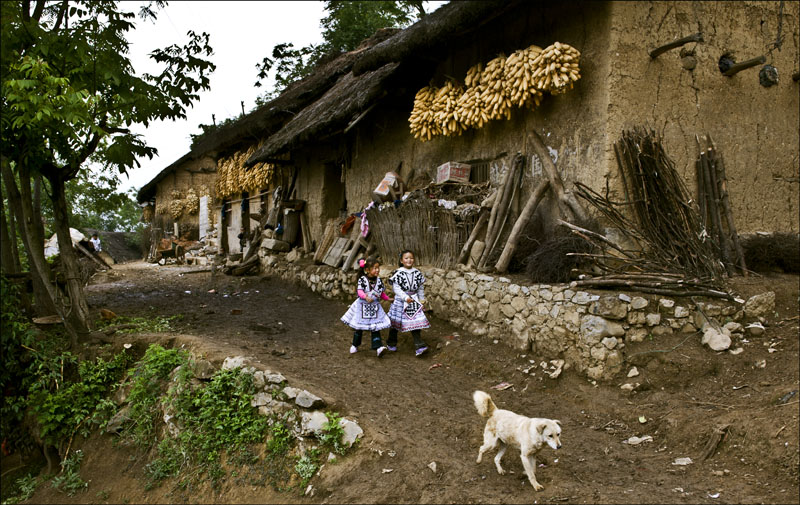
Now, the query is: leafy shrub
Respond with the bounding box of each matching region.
[124,344,189,447]
[50,450,88,496]
[29,352,132,448]
[135,363,268,490]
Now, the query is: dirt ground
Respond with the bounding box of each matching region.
[15,260,800,504]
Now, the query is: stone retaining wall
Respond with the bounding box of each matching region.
[259,250,773,381]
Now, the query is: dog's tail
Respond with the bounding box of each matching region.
[473,390,496,418]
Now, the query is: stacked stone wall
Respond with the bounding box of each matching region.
[259,251,772,381]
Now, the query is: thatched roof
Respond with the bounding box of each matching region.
[137,29,401,202]
[247,62,400,164]
[351,0,524,76]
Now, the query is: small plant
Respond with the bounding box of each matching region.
[124,344,189,447]
[136,364,268,491]
[96,314,182,333]
[294,452,319,486]
[319,412,348,455]
[3,474,40,504]
[267,418,294,455]
[96,489,110,500]
[51,450,88,496]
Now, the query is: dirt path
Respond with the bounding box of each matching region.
[24,261,799,504]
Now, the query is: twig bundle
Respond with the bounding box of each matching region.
[365,195,476,269]
[568,128,732,297]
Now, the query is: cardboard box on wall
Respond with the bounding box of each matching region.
[436,162,471,183]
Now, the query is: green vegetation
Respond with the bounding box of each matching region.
[50,450,88,496]
[0,284,355,499]
[96,314,182,334]
[2,474,40,504]
[122,344,190,448]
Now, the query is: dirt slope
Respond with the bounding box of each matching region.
[21,262,799,504]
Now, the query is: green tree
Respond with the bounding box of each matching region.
[254,1,426,103]
[1,1,215,345]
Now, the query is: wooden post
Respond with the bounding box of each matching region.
[495,180,550,273]
[649,32,703,59]
[723,55,766,76]
[528,130,581,222]
[458,208,489,264]
[479,155,520,268]
[707,136,747,276]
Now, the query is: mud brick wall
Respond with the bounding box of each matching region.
[258,252,772,381]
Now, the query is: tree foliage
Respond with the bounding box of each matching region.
[0,0,216,341]
[253,1,426,104]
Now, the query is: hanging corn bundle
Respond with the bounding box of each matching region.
[503,45,544,109]
[431,80,466,137]
[169,189,184,220]
[409,42,582,141]
[530,42,581,95]
[215,155,230,198]
[409,85,441,142]
[478,54,512,121]
[454,63,487,129]
[184,188,200,215]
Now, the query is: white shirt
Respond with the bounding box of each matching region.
[90,237,101,251]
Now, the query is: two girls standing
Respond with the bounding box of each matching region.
[341,250,429,357]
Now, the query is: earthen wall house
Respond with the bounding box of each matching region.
[139,1,798,259]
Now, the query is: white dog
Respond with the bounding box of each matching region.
[473,390,561,491]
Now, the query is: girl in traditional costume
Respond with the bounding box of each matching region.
[387,250,430,357]
[341,257,392,356]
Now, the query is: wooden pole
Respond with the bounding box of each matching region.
[458,208,489,264]
[495,180,550,273]
[528,131,577,221]
[649,32,703,59]
[487,164,522,262]
[479,155,520,268]
[703,149,734,274]
[707,136,747,276]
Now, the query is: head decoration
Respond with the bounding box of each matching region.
[359,259,366,268]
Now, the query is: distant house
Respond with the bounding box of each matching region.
[138,0,798,265]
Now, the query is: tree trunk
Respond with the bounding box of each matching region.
[1,157,60,317]
[48,174,92,344]
[0,183,19,274]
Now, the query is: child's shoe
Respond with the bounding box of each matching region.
[415,346,428,357]
[386,345,397,352]
[350,345,358,354]
[376,346,387,357]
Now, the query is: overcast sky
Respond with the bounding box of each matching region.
[122,1,446,195]
[124,1,328,193]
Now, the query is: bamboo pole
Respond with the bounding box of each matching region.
[495,179,550,273]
